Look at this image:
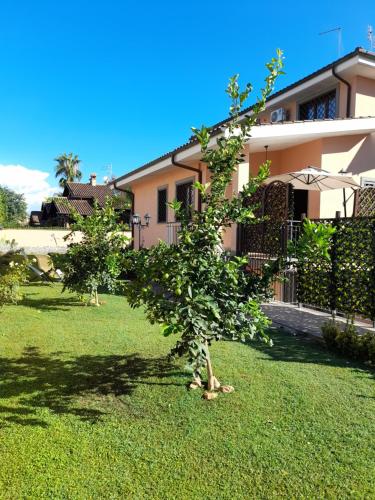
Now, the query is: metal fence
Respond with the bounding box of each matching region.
[297,217,375,321]
[241,220,301,303]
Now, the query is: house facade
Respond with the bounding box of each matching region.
[113,47,375,252]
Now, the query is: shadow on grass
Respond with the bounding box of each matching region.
[23,282,53,287]
[253,329,375,382]
[0,346,183,427]
[21,295,84,311]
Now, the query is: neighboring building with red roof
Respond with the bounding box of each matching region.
[31,174,130,227]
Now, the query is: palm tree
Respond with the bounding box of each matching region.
[54,153,82,188]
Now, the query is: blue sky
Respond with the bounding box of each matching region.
[0,0,373,209]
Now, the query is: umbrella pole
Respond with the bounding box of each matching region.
[343,188,347,217]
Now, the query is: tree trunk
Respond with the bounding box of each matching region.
[205,341,220,391]
[94,290,99,307]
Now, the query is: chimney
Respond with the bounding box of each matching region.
[89,173,97,186]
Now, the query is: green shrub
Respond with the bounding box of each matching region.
[360,332,375,363]
[0,259,29,306]
[321,320,341,349]
[321,319,375,364]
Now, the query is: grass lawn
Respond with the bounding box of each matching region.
[0,284,374,499]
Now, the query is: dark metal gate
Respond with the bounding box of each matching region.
[237,181,299,303]
[238,181,293,256]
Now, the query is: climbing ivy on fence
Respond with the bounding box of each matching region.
[334,218,375,318]
[295,217,375,320]
[293,219,335,311]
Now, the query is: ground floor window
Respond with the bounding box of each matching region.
[157,187,168,223]
[176,180,194,219]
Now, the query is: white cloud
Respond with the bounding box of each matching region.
[0,164,58,213]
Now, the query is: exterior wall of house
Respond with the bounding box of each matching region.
[353,76,375,117]
[259,80,355,123]
[129,131,375,249]
[249,140,322,219]
[248,132,375,220]
[123,62,375,251]
[130,154,250,252]
[258,74,375,124]
[221,157,250,251]
[131,164,204,249]
[320,133,375,218]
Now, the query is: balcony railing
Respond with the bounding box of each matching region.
[166,222,181,245]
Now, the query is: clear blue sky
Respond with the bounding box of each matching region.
[0,0,373,192]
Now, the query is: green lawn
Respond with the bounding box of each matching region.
[0,284,374,499]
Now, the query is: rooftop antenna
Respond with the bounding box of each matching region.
[319,27,343,57]
[368,25,375,51]
[104,163,113,184]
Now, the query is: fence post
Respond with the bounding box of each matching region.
[372,220,375,328]
[330,213,340,319]
[297,214,306,308]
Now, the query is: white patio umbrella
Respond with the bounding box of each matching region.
[264,166,360,191]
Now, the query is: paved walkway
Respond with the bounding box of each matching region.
[262,302,375,339]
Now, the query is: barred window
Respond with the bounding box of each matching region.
[157,188,167,223]
[299,90,336,120]
[176,181,194,219]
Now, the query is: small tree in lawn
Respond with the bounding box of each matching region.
[125,51,284,397]
[60,199,129,306]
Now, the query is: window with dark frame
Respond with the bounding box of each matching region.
[157,188,167,223]
[299,90,337,121]
[176,181,194,220]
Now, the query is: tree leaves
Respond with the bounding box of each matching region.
[124,51,284,377]
[0,186,27,225]
[58,198,130,303]
[54,153,82,188]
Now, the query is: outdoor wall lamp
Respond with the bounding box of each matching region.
[144,213,151,226]
[131,213,151,249]
[131,213,141,225]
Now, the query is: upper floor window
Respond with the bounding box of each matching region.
[176,180,194,220]
[299,90,336,120]
[157,187,168,223]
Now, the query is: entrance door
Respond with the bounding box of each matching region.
[293,189,308,221]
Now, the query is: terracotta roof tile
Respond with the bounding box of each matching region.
[53,198,94,216]
[65,183,112,206]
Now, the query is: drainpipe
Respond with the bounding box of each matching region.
[332,66,352,218]
[332,65,351,118]
[113,182,135,249]
[171,154,202,212]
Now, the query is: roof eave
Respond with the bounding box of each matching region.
[115,117,375,185]
[114,48,375,186]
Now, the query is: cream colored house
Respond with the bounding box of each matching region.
[113,47,375,252]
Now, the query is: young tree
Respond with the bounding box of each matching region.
[59,199,129,306]
[54,153,82,188]
[125,51,284,397]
